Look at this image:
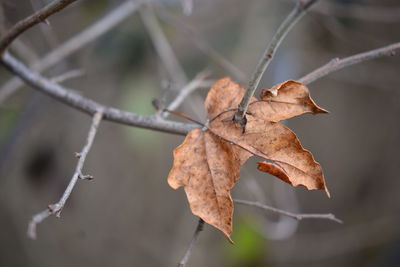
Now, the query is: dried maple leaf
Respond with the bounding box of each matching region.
[251,80,328,122]
[168,129,240,242]
[168,77,329,241]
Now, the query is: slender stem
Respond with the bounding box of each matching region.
[299,42,400,85]
[157,8,246,82]
[177,219,205,267]
[0,0,142,104]
[162,109,204,126]
[234,199,342,224]
[234,0,318,122]
[0,53,197,135]
[27,112,103,239]
[164,70,211,116]
[50,69,84,83]
[140,5,187,88]
[29,0,60,48]
[0,0,79,54]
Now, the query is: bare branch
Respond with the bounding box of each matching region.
[0,0,142,104]
[234,199,342,224]
[0,0,78,54]
[27,112,103,239]
[157,8,246,82]
[163,70,211,117]
[51,69,84,83]
[177,219,205,267]
[0,5,39,63]
[298,42,400,85]
[140,5,188,88]
[234,0,319,122]
[1,52,197,135]
[29,0,60,48]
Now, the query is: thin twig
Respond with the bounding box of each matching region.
[29,0,60,48]
[51,69,85,83]
[162,109,204,126]
[164,70,211,116]
[177,219,205,267]
[27,112,103,239]
[234,0,318,122]
[0,6,40,63]
[0,0,142,105]
[140,5,188,88]
[234,199,342,224]
[157,8,246,82]
[1,52,197,135]
[0,0,78,54]
[298,42,400,85]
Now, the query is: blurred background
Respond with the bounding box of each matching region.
[1,0,400,266]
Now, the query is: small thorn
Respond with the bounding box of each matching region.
[152,99,162,111]
[79,174,94,180]
[74,152,81,158]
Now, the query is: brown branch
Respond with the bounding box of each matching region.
[177,219,205,267]
[0,52,197,135]
[234,199,342,224]
[27,112,103,239]
[0,0,79,54]
[0,5,40,63]
[234,0,319,123]
[29,0,60,48]
[298,42,400,85]
[0,0,142,105]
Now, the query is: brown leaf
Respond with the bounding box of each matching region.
[168,128,241,241]
[168,77,329,240]
[250,80,328,122]
[257,161,330,197]
[209,111,329,197]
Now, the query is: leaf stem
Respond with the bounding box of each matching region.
[234,0,319,123]
[163,109,205,127]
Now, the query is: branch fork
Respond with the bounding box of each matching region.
[233,0,319,129]
[27,112,103,239]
